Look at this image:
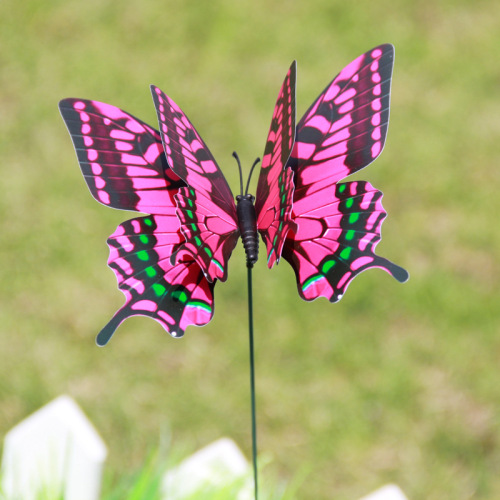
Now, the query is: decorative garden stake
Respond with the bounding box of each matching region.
[60,44,408,500]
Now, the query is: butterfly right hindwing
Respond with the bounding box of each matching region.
[283,180,408,302]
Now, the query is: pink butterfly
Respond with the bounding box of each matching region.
[59,44,408,345]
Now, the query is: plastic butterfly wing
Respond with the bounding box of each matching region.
[149,86,240,283]
[255,61,297,268]
[283,44,409,302]
[59,99,215,343]
[149,62,297,282]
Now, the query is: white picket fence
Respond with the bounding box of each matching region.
[1,396,409,500]
[1,396,106,500]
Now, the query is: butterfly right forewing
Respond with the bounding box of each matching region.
[289,44,395,189]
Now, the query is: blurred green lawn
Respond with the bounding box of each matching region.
[1,0,499,499]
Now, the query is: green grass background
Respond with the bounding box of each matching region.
[1,0,499,498]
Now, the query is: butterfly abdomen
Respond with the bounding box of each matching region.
[236,194,259,267]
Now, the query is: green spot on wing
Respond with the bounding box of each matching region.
[345,198,354,209]
[212,259,224,273]
[137,250,149,261]
[172,290,188,303]
[340,247,352,260]
[267,248,275,264]
[144,218,153,226]
[345,230,355,240]
[152,283,166,296]
[204,247,212,258]
[349,213,359,224]
[188,301,212,313]
[145,266,157,278]
[338,184,346,193]
[321,260,336,274]
[195,236,202,246]
[139,235,149,244]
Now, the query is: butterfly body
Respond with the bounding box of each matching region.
[59,44,408,343]
[236,193,259,267]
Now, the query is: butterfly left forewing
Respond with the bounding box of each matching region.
[150,86,239,282]
[59,98,184,213]
[255,62,297,268]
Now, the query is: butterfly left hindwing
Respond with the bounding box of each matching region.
[97,214,214,344]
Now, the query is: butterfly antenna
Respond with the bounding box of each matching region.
[233,151,244,196]
[245,157,261,195]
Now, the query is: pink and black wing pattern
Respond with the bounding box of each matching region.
[150,86,239,283]
[99,213,214,344]
[283,181,408,301]
[288,44,395,186]
[58,99,184,213]
[283,44,409,301]
[255,62,297,268]
[59,99,214,342]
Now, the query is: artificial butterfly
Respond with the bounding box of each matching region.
[59,43,408,345]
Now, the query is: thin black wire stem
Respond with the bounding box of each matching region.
[247,264,258,500]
